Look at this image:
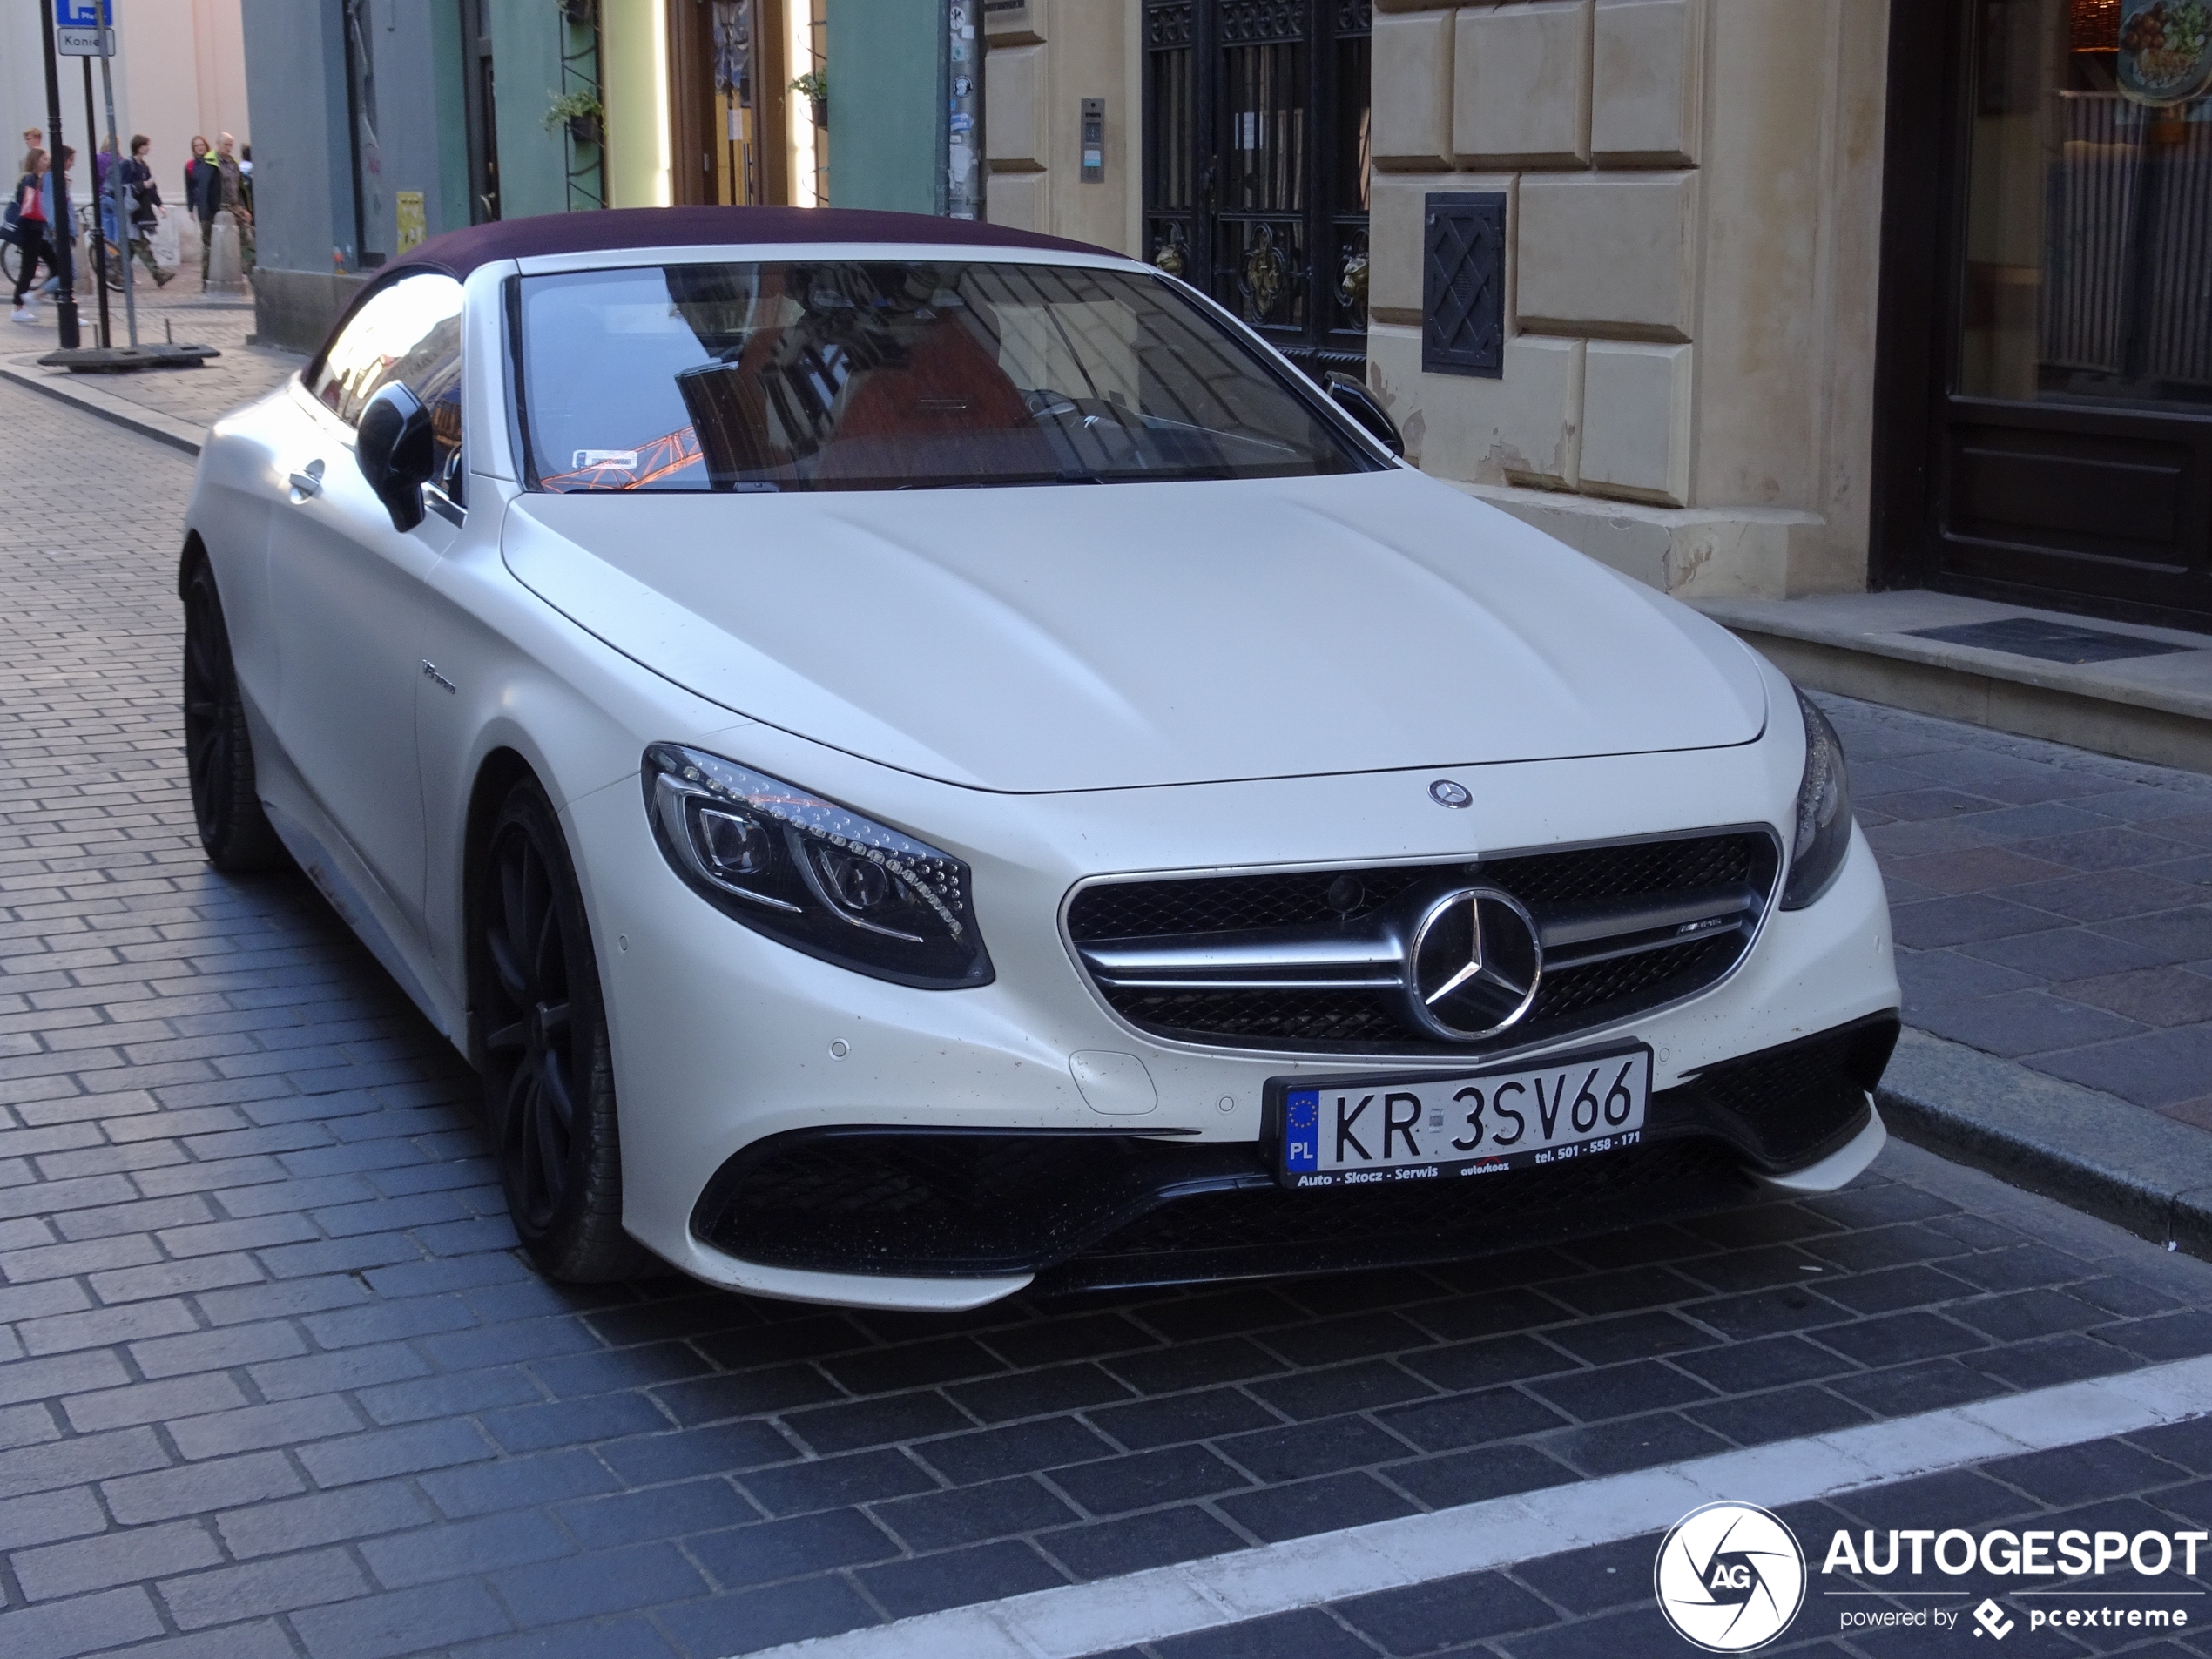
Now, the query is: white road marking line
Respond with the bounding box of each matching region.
[731,1352,2212,1659]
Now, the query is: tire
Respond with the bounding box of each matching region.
[1,240,19,288]
[474,777,644,1282]
[181,559,286,872]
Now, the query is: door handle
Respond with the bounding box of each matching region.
[287,459,326,502]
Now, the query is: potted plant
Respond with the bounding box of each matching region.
[791,71,827,130]
[544,90,604,147]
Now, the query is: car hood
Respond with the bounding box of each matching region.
[502,469,1768,793]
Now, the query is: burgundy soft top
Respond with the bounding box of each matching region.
[390,205,1113,279]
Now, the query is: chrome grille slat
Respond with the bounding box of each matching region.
[1065,830,1781,1056]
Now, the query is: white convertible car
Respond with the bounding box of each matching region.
[180,207,1899,1312]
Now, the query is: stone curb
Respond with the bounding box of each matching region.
[1878,1025,2212,1258]
[0,360,204,455]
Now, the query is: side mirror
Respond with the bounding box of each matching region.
[357,382,436,532]
[1324,371,1406,458]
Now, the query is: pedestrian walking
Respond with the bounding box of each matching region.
[11,149,55,322]
[94,134,119,258]
[214,132,252,274]
[185,136,219,285]
[32,146,76,301]
[119,135,170,287]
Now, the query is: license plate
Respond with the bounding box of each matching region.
[1273,1045,1651,1190]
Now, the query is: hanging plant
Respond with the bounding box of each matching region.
[791,70,828,129]
[544,89,604,147]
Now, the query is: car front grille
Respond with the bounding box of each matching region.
[1066,829,1781,1056]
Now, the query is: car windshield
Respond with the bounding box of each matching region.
[516,259,1379,492]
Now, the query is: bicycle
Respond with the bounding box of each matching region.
[4,200,127,292]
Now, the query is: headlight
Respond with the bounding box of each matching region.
[643,744,993,988]
[1781,687,1853,910]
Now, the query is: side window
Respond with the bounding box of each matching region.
[309,272,466,496]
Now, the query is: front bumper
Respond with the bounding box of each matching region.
[686,1012,1898,1291]
[566,711,1899,1312]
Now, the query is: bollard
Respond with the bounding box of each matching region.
[206,210,246,293]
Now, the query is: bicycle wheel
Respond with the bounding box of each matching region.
[1,239,19,288]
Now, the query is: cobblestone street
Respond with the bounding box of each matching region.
[4,372,2212,1659]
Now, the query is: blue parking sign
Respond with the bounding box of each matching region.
[54,0,116,56]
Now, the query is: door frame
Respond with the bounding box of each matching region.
[1871,0,2212,632]
[1142,0,1371,377]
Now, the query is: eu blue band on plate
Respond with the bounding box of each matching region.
[1284,1089,1318,1171]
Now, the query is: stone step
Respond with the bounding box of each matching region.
[1692,590,2212,777]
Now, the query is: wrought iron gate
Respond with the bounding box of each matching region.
[1143,0,1372,376]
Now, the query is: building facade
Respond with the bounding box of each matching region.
[0,0,250,223]
[991,0,2212,633]
[245,0,849,348]
[235,0,2212,632]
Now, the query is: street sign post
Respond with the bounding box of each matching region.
[38,0,81,348]
[93,0,137,347]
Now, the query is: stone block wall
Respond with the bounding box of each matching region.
[1366,0,1891,600]
[983,0,1143,258]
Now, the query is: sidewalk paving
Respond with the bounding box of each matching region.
[3,273,300,440]
[1822,694,2212,1122]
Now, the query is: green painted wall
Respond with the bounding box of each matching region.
[432,0,472,233]
[488,0,568,219]
[826,0,944,214]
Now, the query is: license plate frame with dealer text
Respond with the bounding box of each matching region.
[1270,1043,1653,1190]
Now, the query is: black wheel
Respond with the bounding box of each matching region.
[475,778,644,1281]
[181,559,284,872]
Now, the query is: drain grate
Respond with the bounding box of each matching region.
[1905,616,2197,665]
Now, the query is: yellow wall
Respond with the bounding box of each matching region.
[603,0,671,207]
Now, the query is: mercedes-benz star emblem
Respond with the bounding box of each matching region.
[1405,886,1542,1040]
[1428,779,1472,808]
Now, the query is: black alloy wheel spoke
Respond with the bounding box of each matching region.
[485,925,529,1008]
[185,721,219,793]
[534,1060,572,1184]
[184,604,219,780]
[503,1063,551,1225]
[539,1047,577,1131]
[485,1018,529,1052]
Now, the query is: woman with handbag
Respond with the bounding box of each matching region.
[11,149,53,324]
[120,136,170,287]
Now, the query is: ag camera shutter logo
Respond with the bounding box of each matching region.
[1655,1501,1808,1651]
